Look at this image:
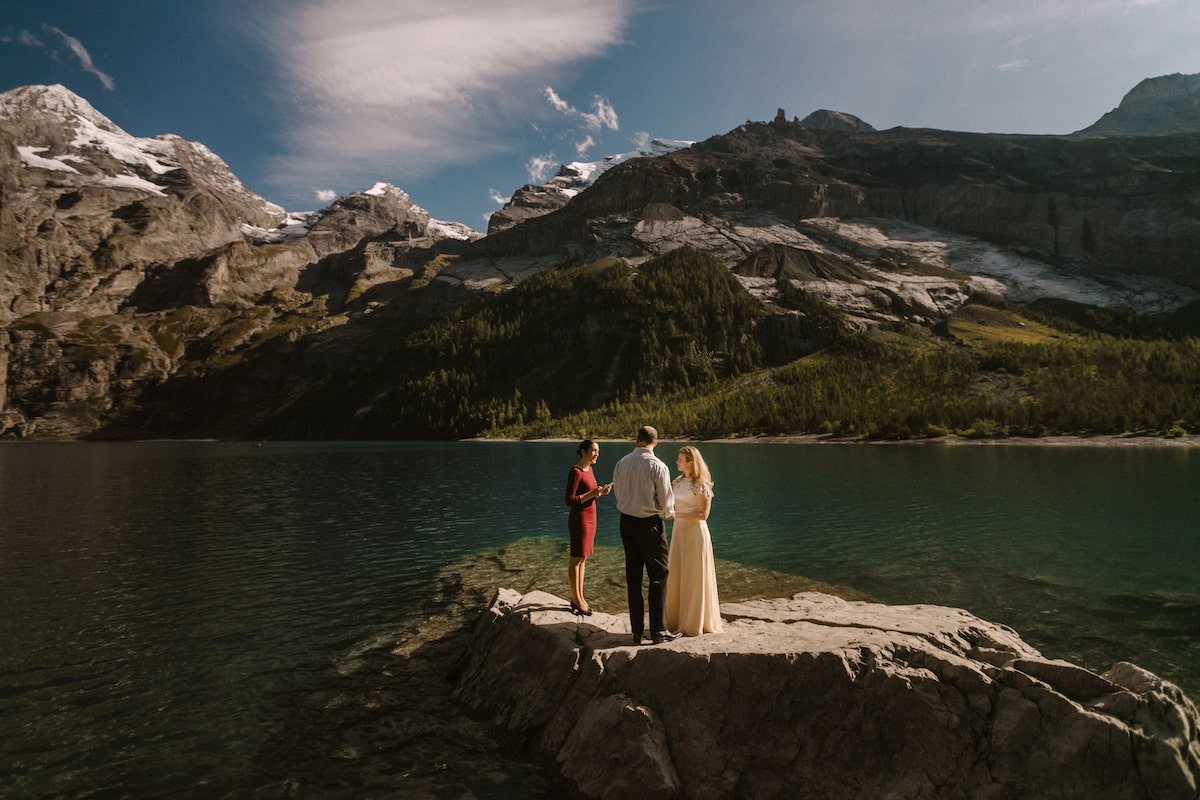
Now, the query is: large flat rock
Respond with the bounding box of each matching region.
[451,589,1200,800]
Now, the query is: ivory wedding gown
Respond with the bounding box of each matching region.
[665,477,723,636]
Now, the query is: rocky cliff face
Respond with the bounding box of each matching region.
[1075,73,1200,138]
[0,84,284,323]
[0,85,478,438]
[476,113,1200,291]
[453,588,1200,800]
[487,137,693,234]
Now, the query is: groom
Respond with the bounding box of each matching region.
[612,425,679,645]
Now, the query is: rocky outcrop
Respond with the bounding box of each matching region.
[452,589,1200,800]
[488,181,577,234]
[798,108,877,132]
[488,138,693,234]
[1075,73,1200,138]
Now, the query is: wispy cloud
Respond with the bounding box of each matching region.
[262,0,633,203]
[583,97,620,132]
[4,30,48,50]
[996,59,1031,71]
[545,87,573,115]
[5,26,115,89]
[816,0,1183,37]
[542,86,619,158]
[47,26,115,90]
[543,87,620,132]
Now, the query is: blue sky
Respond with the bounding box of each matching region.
[4,1,1199,230]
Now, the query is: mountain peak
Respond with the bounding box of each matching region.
[0,84,115,129]
[3,82,187,181]
[1073,72,1200,137]
[486,137,694,233]
[797,109,876,132]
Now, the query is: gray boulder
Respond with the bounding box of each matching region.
[452,589,1200,800]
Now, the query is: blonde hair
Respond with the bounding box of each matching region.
[677,446,713,488]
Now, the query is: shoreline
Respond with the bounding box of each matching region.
[471,433,1200,448]
[4,433,1197,448]
[702,432,1200,447]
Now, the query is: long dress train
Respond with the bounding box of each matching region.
[664,477,723,636]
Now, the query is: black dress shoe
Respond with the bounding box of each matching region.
[651,630,681,644]
[570,601,593,616]
[632,633,643,645]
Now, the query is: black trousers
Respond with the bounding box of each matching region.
[619,512,670,636]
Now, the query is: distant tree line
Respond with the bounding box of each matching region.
[490,330,1200,441]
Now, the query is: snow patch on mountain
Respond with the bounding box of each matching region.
[427,218,478,241]
[5,84,284,223]
[242,182,478,244]
[548,137,694,198]
[17,145,79,173]
[360,182,478,241]
[0,83,106,122]
[99,174,167,195]
[363,181,400,198]
[805,217,1200,316]
[242,212,321,243]
[69,112,177,175]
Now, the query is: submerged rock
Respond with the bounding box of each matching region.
[452,589,1200,800]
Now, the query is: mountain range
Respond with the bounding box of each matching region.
[2,74,1199,440]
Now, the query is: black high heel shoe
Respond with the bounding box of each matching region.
[569,601,593,617]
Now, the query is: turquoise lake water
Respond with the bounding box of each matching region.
[1,440,1197,798]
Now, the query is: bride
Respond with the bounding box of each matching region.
[664,445,723,636]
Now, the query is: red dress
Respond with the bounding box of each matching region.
[565,466,598,557]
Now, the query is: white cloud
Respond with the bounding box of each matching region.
[263,0,633,197]
[582,96,619,131]
[544,87,573,114]
[47,26,115,91]
[996,59,1031,71]
[526,154,558,183]
[544,86,620,131]
[315,188,338,204]
[541,86,619,162]
[11,30,47,49]
[489,188,509,206]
